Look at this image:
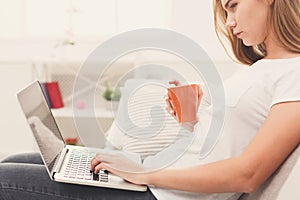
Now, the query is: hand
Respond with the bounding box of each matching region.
[169,80,181,86]
[165,80,203,119]
[165,80,203,132]
[90,151,147,185]
[165,80,181,117]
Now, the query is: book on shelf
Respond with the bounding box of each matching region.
[41,81,64,109]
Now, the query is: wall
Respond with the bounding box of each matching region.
[0,0,240,159]
[0,63,36,158]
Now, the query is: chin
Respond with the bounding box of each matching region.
[242,40,261,47]
[242,37,265,47]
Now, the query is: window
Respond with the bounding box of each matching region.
[0,0,23,38]
[0,0,168,40]
[117,0,167,31]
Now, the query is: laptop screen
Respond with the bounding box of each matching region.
[17,81,65,174]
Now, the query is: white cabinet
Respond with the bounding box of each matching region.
[51,107,114,148]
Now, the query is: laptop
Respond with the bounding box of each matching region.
[17,80,147,192]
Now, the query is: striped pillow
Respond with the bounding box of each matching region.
[106,79,190,160]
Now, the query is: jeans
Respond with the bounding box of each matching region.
[0,153,157,200]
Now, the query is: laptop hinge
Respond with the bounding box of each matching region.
[52,147,69,178]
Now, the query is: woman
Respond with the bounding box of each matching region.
[91,0,300,199]
[1,0,300,200]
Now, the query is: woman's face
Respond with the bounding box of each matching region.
[221,0,272,46]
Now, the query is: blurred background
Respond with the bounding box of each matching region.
[0,1,299,198]
[1,0,242,158]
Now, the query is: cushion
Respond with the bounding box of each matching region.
[105,79,191,160]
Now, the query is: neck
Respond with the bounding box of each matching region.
[264,32,300,59]
[265,48,300,59]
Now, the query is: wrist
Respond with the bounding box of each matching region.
[141,172,152,185]
[139,170,157,187]
[181,120,198,132]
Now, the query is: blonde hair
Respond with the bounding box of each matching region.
[213,0,300,65]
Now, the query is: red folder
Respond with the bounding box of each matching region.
[45,81,64,108]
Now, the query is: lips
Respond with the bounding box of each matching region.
[234,31,242,38]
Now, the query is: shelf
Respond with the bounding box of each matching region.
[51,107,115,119]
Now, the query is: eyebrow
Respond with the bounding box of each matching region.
[224,0,232,10]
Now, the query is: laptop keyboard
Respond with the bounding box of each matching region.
[63,148,108,182]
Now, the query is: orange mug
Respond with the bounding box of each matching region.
[167,84,202,123]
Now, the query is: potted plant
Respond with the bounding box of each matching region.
[102,85,121,110]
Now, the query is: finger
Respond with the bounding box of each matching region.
[165,96,173,109]
[165,105,176,117]
[90,157,101,171]
[91,153,113,169]
[165,100,175,113]
[165,96,174,108]
[168,80,176,86]
[197,86,203,98]
[164,95,169,101]
[169,109,175,116]
[165,97,171,107]
[164,95,171,106]
[165,99,174,112]
[168,99,176,112]
[94,152,113,164]
[174,80,180,86]
[169,80,180,86]
[94,163,106,174]
[94,162,115,174]
[197,86,203,107]
[165,98,176,117]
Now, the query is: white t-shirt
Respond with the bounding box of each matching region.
[148,56,300,200]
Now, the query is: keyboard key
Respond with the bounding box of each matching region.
[92,173,99,181]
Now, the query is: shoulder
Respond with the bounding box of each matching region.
[250,57,300,87]
[251,56,300,71]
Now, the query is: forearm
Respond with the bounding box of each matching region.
[144,157,253,193]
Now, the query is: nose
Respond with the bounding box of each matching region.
[226,14,236,29]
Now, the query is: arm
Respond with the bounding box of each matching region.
[92,101,300,193]
[144,101,300,193]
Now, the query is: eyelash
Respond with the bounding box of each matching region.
[229,3,237,10]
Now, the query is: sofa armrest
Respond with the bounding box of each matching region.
[239,144,300,200]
